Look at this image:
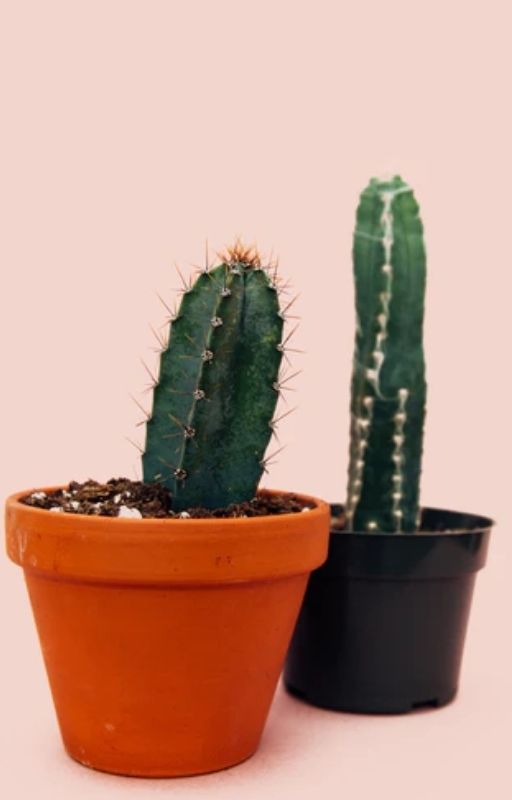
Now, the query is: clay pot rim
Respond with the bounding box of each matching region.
[5,487,330,584]
[7,485,326,530]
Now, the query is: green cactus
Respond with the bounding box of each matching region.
[142,243,285,511]
[346,176,427,532]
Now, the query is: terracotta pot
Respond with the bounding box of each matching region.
[5,488,329,777]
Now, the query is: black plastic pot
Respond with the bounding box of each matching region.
[284,506,493,714]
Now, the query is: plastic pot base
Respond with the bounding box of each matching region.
[285,678,458,715]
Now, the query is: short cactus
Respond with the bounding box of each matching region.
[142,243,286,511]
[346,176,427,532]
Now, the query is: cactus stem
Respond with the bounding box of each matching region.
[160,431,182,440]
[361,185,413,402]
[167,411,187,429]
[164,411,197,443]
[354,230,382,243]
[183,332,201,349]
[143,244,286,508]
[156,455,182,478]
[348,176,425,532]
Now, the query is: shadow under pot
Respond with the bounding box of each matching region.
[284,506,494,714]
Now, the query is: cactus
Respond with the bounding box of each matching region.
[346,176,427,532]
[142,243,285,511]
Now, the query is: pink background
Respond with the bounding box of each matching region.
[1,1,510,797]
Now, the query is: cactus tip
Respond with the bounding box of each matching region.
[218,238,262,269]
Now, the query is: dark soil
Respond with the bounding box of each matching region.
[20,478,312,519]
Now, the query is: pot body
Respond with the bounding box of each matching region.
[6,488,329,776]
[284,506,493,714]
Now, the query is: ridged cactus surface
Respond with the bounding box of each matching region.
[346,176,427,532]
[142,244,284,511]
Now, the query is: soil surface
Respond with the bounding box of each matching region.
[20,478,312,519]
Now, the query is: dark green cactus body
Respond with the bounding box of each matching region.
[346,176,427,532]
[143,253,284,510]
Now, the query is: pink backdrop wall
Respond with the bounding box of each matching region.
[1,1,510,798]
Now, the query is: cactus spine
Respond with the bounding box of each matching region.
[346,176,427,532]
[142,244,285,511]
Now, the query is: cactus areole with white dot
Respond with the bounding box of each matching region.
[346,176,427,533]
[142,244,285,511]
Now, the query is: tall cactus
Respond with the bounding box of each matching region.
[346,176,427,533]
[142,243,285,511]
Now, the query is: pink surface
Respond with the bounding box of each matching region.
[1,1,510,797]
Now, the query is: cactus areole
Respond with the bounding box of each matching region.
[142,244,285,511]
[346,176,427,533]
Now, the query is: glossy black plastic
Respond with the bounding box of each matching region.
[284,506,493,714]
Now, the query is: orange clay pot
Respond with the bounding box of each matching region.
[5,487,329,778]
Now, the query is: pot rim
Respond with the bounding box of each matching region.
[7,486,322,529]
[5,487,330,585]
[329,503,495,538]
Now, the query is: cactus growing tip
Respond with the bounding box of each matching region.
[218,239,263,269]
